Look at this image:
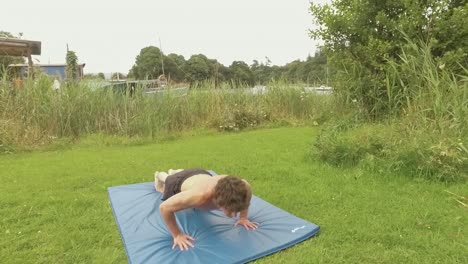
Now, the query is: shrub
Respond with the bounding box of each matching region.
[313,122,468,182]
[313,122,391,166]
[389,135,468,182]
[214,105,270,132]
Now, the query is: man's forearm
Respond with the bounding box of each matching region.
[160,207,182,238]
[239,207,249,219]
[240,184,252,219]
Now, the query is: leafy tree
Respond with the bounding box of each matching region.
[164,53,186,82]
[83,73,106,80]
[184,54,213,84]
[430,2,468,70]
[310,0,468,116]
[167,53,186,67]
[229,61,254,87]
[111,72,126,80]
[83,73,97,79]
[214,61,230,86]
[269,65,283,82]
[0,31,25,78]
[126,47,330,87]
[127,67,135,79]
[65,50,78,80]
[283,60,303,82]
[251,60,273,84]
[300,51,327,85]
[131,46,164,80]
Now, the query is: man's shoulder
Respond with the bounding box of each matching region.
[212,174,228,179]
[183,188,212,206]
[174,188,208,205]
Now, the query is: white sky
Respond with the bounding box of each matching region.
[1,0,328,74]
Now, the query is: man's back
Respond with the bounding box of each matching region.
[181,174,224,192]
[180,174,226,210]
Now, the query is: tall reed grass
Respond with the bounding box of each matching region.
[314,40,468,181]
[0,78,337,151]
[385,41,468,136]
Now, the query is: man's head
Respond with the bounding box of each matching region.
[214,176,251,217]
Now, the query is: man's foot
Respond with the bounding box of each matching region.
[154,172,165,193]
[168,169,183,175]
[157,171,169,182]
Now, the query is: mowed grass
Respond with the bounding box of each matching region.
[0,127,466,264]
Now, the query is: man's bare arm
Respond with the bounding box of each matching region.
[239,183,252,219]
[236,180,258,230]
[159,191,204,238]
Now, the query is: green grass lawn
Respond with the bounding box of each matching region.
[0,127,466,263]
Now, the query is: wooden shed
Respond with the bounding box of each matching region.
[0,37,41,76]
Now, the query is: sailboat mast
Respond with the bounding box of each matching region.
[159,37,165,76]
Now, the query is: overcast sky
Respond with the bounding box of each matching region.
[1,0,329,74]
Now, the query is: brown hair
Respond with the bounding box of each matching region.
[214,176,251,213]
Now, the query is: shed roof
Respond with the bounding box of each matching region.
[8,63,86,67]
[0,37,41,56]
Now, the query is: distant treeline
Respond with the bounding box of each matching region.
[124,47,327,86]
[1,30,327,86]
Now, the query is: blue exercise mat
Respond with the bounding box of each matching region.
[108,176,320,263]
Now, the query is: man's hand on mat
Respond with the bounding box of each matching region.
[173,234,195,251]
[234,218,259,230]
